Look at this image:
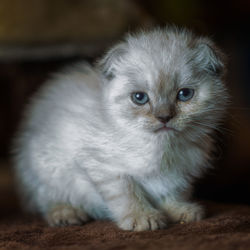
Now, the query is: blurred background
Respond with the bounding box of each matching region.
[0,0,250,217]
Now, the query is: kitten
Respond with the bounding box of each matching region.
[13,26,228,231]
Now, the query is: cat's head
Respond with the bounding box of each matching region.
[97,27,228,140]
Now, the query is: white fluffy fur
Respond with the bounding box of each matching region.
[12,27,228,231]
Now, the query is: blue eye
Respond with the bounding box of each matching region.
[177,88,194,102]
[131,92,149,105]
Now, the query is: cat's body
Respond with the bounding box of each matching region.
[13,27,228,231]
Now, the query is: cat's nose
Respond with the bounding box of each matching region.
[157,115,173,124]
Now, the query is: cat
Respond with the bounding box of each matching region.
[12,26,228,231]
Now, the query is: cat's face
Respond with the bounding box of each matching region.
[100,28,228,139]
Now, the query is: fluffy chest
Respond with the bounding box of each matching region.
[133,139,207,202]
[111,135,168,176]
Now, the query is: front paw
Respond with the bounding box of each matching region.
[163,202,204,224]
[46,204,90,226]
[117,209,167,231]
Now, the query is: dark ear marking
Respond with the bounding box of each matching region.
[194,41,226,77]
[97,42,127,80]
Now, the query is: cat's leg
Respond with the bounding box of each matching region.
[161,200,204,224]
[93,175,167,231]
[46,203,90,226]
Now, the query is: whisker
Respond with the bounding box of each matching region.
[189,121,234,136]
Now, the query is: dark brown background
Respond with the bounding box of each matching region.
[0,0,250,214]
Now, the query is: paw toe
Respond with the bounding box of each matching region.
[118,211,167,232]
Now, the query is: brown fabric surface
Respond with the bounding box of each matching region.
[1,202,250,250]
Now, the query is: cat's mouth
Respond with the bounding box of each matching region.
[154,125,176,133]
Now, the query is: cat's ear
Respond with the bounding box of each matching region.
[97,42,127,80]
[193,40,226,77]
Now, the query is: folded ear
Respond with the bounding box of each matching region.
[193,40,226,77]
[97,42,127,80]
